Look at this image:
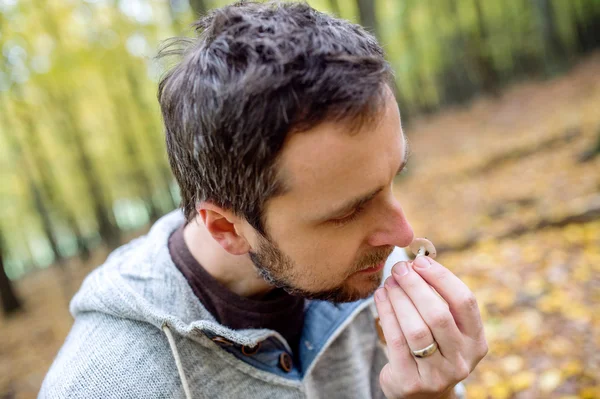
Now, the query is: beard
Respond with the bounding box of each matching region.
[249,234,394,303]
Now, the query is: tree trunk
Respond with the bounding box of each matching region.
[54,91,121,248]
[441,0,477,104]
[66,101,122,248]
[356,0,380,38]
[125,67,178,211]
[471,0,500,96]
[66,213,91,262]
[356,0,406,113]
[47,89,122,248]
[189,0,208,16]
[327,0,341,16]
[535,0,566,74]
[401,3,430,112]
[0,98,65,267]
[168,0,186,34]
[578,126,600,163]
[14,91,91,261]
[569,0,600,55]
[497,0,520,76]
[0,233,22,317]
[108,84,162,223]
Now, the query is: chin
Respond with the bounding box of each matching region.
[260,264,384,303]
[300,271,383,303]
[342,271,384,301]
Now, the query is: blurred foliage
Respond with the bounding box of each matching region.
[0,0,599,396]
[0,0,599,281]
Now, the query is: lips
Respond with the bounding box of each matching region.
[357,262,385,273]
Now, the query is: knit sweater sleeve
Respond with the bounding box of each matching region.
[39,312,184,399]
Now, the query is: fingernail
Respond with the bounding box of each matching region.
[385,276,399,288]
[413,256,431,269]
[375,287,388,302]
[392,261,409,277]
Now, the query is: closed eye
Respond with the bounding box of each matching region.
[331,204,367,226]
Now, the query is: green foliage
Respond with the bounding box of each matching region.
[0,0,598,279]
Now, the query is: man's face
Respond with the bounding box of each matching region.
[247,89,414,302]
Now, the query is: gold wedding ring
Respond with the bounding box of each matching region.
[411,341,438,358]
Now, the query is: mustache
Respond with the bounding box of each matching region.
[354,246,394,271]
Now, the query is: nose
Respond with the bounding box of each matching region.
[367,197,414,248]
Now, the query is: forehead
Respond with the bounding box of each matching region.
[274,93,405,218]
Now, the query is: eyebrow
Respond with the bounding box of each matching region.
[317,136,411,222]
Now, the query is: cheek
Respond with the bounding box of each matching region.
[280,229,363,278]
[266,211,366,278]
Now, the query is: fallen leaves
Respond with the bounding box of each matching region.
[396,54,600,398]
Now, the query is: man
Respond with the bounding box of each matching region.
[40,2,487,398]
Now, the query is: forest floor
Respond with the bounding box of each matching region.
[2,53,600,399]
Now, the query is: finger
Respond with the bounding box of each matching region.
[411,256,485,339]
[384,275,442,365]
[391,261,463,359]
[373,285,418,377]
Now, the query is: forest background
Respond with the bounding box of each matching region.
[1,0,599,398]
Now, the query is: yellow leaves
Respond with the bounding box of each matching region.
[539,369,563,393]
[513,320,538,347]
[561,360,583,378]
[572,261,592,283]
[510,370,536,392]
[481,370,502,386]
[458,275,480,291]
[563,303,592,323]
[584,220,600,243]
[579,387,600,399]
[488,383,512,399]
[537,290,568,313]
[394,59,600,398]
[587,248,600,272]
[491,287,517,311]
[475,370,513,399]
[467,359,589,399]
[537,289,592,323]
[516,309,544,334]
[500,355,525,374]
[523,277,546,296]
[546,336,574,356]
[461,384,488,399]
[563,224,587,244]
[521,242,545,264]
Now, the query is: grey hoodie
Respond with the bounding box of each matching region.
[40,210,464,398]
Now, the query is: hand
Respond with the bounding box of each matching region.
[374,256,488,399]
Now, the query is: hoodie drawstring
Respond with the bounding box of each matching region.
[162,324,192,399]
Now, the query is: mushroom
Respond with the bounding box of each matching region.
[409,237,437,259]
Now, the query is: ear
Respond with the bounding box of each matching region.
[196,202,251,255]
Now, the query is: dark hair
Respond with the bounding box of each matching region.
[158,0,392,235]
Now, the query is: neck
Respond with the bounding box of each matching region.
[183,218,274,298]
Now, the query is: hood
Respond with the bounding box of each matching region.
[70,210,289,348]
